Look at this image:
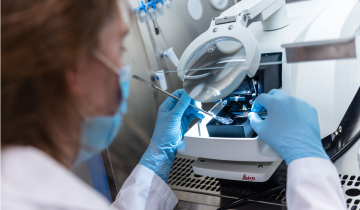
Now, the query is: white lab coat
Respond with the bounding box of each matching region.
[2,146,346,210]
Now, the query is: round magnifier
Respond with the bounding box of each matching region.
[184,38,246,102]
[178,22,260,103]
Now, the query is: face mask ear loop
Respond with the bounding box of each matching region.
[92,50,120,75]
[68,96,91,123]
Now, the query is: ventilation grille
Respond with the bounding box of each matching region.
[168,157,222,194]
[168,157,285,202]
[341,174,360,210]
[169,157,360,207]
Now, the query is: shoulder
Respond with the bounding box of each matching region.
[1,146,111,210]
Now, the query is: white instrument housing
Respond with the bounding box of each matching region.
[178,0,360,182]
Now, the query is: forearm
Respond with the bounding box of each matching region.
[139,142,178,183]
[137,89,204,184]
[286,157,346,210]
[111,164,178,210]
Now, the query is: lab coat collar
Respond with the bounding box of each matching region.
[1,146,111,210]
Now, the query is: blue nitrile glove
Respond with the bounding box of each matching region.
[248,89,329,165]
[139,89,205,182]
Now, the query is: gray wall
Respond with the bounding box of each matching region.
[107,0,235,191]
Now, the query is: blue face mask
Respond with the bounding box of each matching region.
[73,52,131,166]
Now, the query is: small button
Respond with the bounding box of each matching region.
[351,176,356,180]
[341,181,346,185]
[355,200,360,205]
[351,205,357,210]
[348,181,354,186]
[357,176,360,181]
[355,182,360,187]
[343,175,349,179]
[347,199,353,204]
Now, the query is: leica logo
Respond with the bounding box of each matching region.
[242,174,255,181]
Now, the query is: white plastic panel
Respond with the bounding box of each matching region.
[192,158,282,182]
[292,0,360,138]
[178,0,360,162]
[178,102,281,162]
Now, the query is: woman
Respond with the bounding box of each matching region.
[2,0,203,209]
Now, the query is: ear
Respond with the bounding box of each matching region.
[65,65,84,97]
[65,49,92,98]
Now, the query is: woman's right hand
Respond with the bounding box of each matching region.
[139,89,204,183]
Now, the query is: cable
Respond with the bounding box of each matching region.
[217,184,286,210]
[153,21,160,35]
[145,21,162,71]
[153,19,170,49]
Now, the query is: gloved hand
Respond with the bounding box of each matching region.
[248,89,329,165]
[139,89,205,182]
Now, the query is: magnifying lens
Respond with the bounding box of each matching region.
[177,16,260,103]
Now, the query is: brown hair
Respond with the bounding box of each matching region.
[1,0,119,163]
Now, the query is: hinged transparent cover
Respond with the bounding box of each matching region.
[183,38,249,103]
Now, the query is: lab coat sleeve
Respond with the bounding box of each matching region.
[287,157,346,210]
[111,164,178,210]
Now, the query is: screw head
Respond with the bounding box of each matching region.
[213,28,218,33]
[258,165,263,169]
[338,126,342,133]
[228,25,234,30]
[249,99,253,105]
[335,131,338,136]
[208,46,216,53]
